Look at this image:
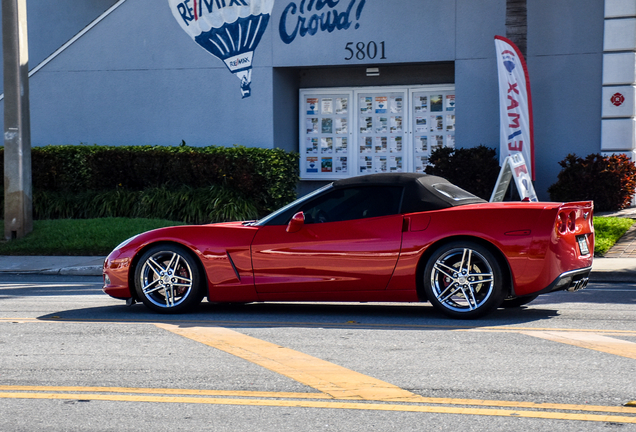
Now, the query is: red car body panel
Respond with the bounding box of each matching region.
[251,214,403,294]
[104,222,260,302]
[384,201,594,297]
[103,200,593,305]
[104,165,594,312]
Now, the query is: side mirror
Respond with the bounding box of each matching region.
[286,212,305,233]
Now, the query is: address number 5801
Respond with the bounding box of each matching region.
[344,41,386,61]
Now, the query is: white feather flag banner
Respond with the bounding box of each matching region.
[495,36,535,180]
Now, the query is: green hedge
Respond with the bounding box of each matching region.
[425,145,500,200]
[0,144,299,221]
[548,153,636,211]
[31,186,259,224]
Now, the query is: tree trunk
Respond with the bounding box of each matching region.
[506,0,527,58]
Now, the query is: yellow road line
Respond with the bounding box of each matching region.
[3,318,635,422]
[0,392,635,423]
[156,324,417,401]
[521,331,636,360]
[0,385,329,399]
[410,397,636,415]
[153,324,636,419]
[1,385,634,415]
[471,327,636,336]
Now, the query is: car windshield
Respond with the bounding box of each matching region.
[255,183,333,226]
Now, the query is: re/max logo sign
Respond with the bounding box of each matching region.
[229,56,250,67]
[176,0,250,25]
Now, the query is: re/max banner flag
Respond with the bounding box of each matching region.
[495,36,535,180]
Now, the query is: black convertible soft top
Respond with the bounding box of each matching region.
[333,173,486,213]
[258,173,487,226]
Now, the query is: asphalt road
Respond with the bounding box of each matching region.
[1,275,635,431]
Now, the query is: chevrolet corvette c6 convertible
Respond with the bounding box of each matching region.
[103,173,594,319]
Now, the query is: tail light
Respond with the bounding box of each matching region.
[557,212,567,234]
[556,211,577,234]
[567,211,576,232]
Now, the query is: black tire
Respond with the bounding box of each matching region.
[501,295,538,308]
[423,241,505,319]
[134,244,204,314]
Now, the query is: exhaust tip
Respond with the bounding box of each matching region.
[567,277,589,292]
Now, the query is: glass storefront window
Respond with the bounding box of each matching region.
[299,85,455,180]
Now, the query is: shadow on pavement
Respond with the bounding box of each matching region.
[35,300,562,331]
[3,277,631,330]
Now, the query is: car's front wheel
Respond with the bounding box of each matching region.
[423,241,504,319]
[134,244,204,313]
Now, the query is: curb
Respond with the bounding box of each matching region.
[0,267,103,276]
[40,266,103,276]
[588,272,636,284]
[0,256,105,277]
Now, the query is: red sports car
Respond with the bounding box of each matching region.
[103,173,594,319]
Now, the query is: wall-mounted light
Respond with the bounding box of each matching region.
[366,67,380,77]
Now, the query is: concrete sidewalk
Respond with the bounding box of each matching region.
[0,255,105,276]
[0,255,633,283]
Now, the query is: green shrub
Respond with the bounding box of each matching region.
[135,185,259,223]
[548,153,636,212]
[425,145,500,199]
[30,186,259,224]
[0,144,299,219]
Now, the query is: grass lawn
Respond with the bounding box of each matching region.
[0,216,632,256]
[593,216,634,256]
[0,218,184,256]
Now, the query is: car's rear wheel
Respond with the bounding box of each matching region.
[423,241,504,319]
[134,244,204,313]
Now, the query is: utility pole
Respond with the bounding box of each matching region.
[2,0,32,240]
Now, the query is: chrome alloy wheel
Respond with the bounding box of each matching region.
[137,248,194,309]
[430,247,494,312]
[424,241,504,319]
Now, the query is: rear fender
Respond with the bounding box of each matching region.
[414,235,515,301]
[507,201,594,295]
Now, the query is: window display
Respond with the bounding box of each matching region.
[411,87,456,174]
[300,85,455,179]
[300,92,351,179]
[357,91,405,174]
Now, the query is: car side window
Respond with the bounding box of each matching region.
[302,186,403,224]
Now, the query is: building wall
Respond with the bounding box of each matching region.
[0,0,609,199]
[455,0,505,163]
[528,0,604,198]
[0,0,121,94]
[15,0,276,147]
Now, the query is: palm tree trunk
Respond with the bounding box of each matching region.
[506,0,527,58]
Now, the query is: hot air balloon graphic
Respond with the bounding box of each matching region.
[168,0,275,98]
